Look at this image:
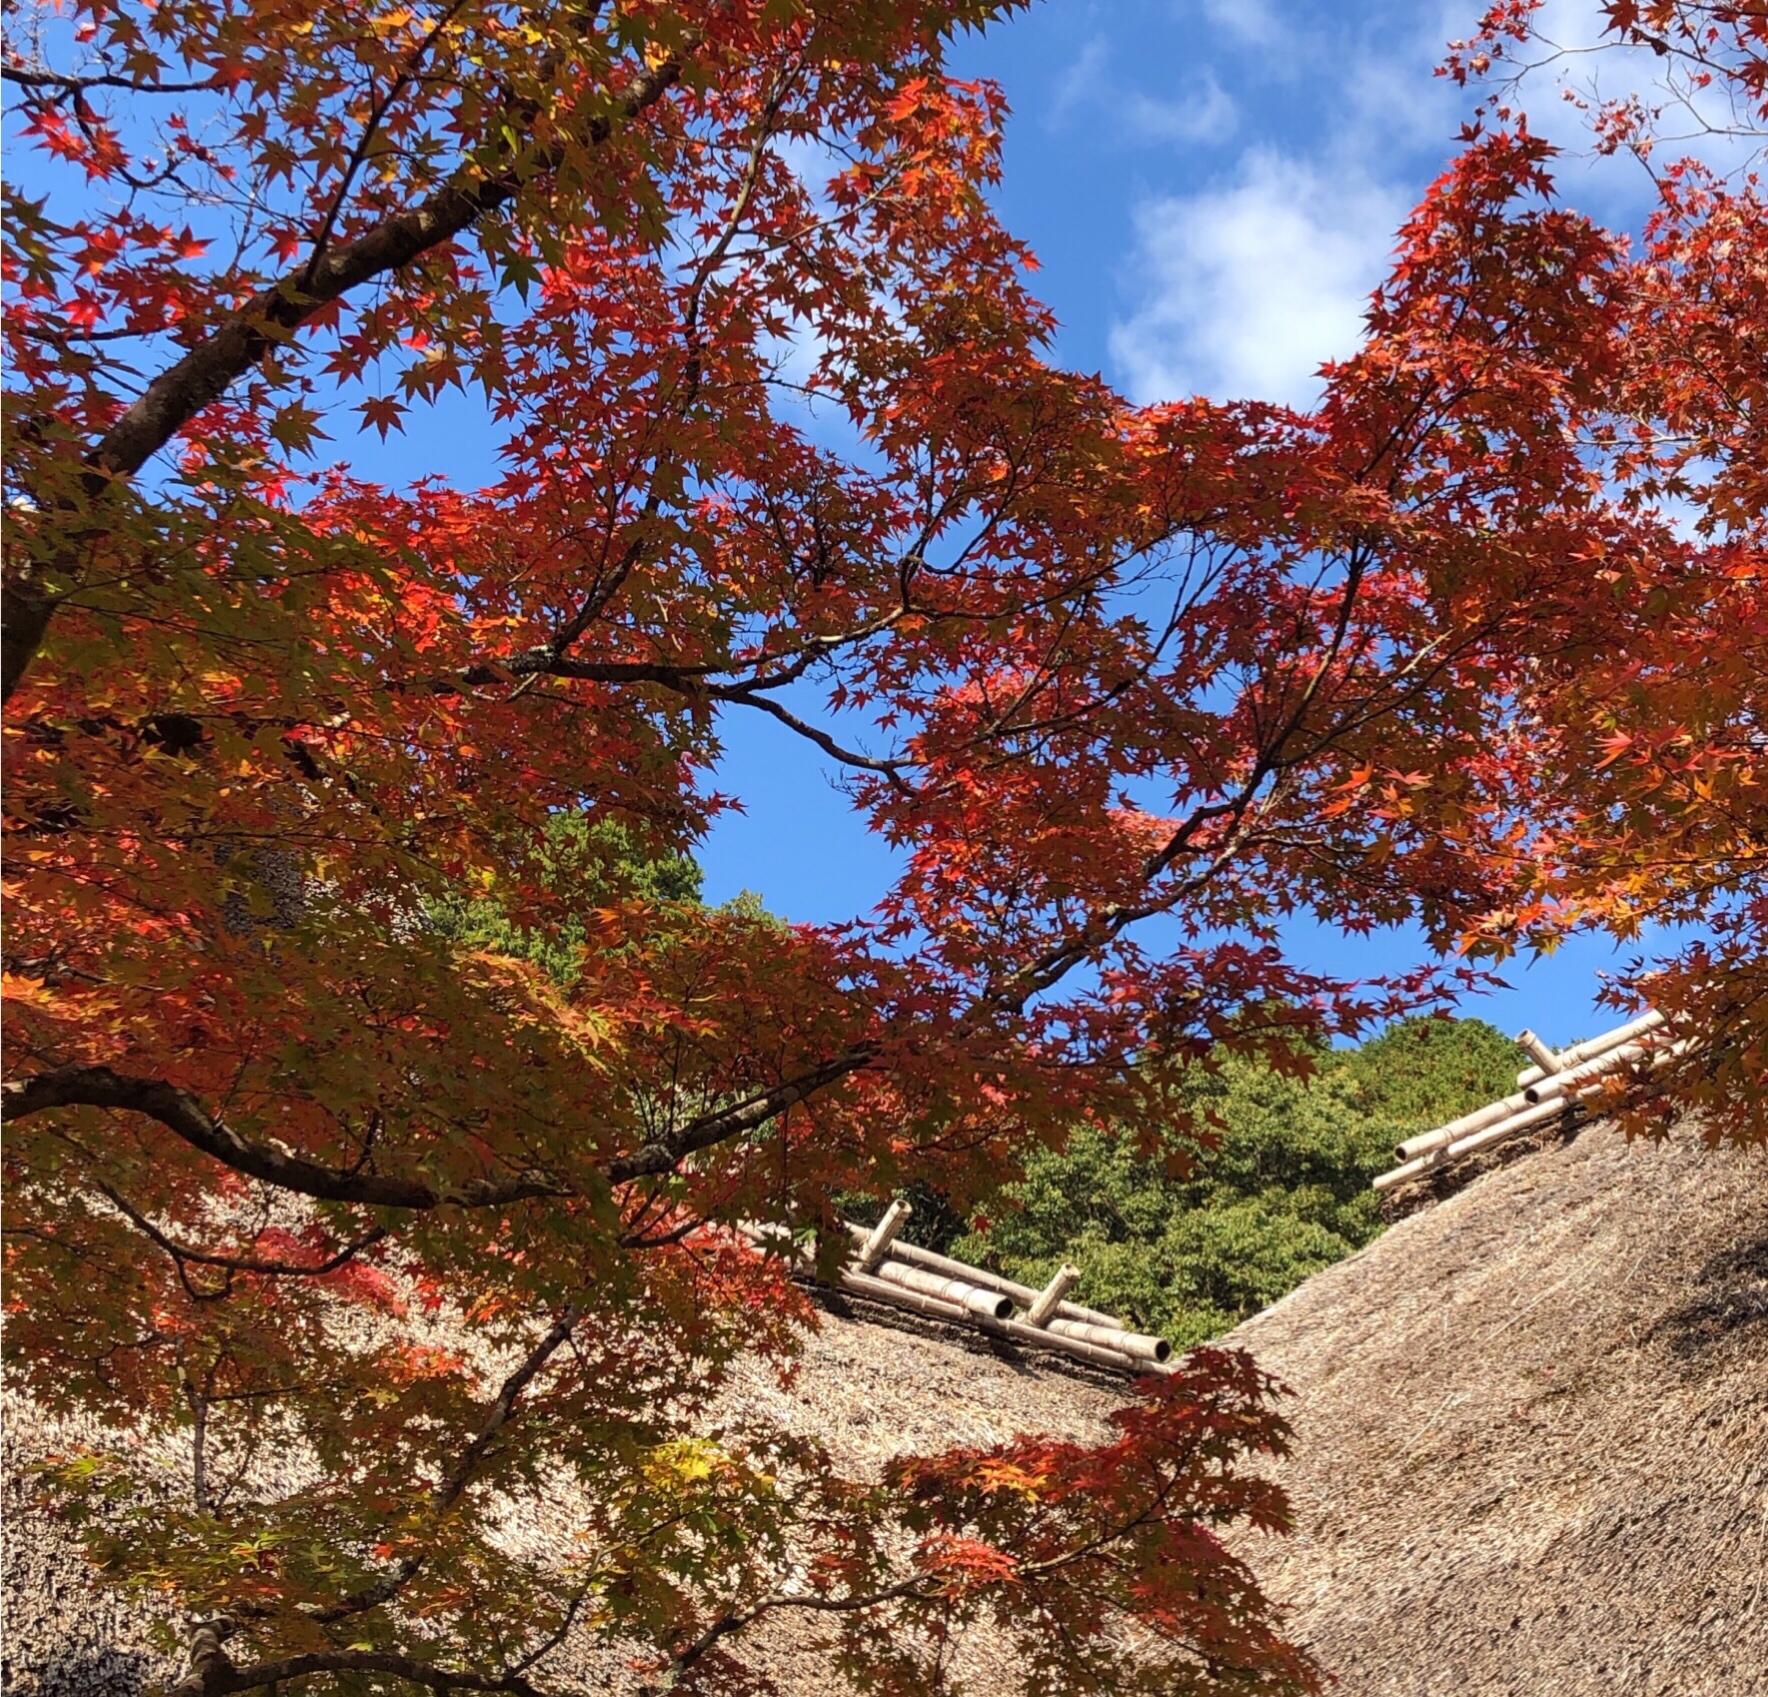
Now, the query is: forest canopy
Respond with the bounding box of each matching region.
[949,1018,1527,1346]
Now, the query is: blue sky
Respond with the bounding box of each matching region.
[702,0,1670,1045]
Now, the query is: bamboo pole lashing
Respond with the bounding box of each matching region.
[1373,1094,1578,1191]
[1025,1263,1081,1328]
[1521,1035,1676,1104]
[1395,1024,1665,1162]
[1514,1010,1666,1090]
[740,1221,1165,1372]
[1373,1036,1692,1191]
[835,1270,1152,1373]
[840,1223,1126,1331]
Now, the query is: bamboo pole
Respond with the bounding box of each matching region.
[1522,1040,1642,1104]
[1395,1023,1665,1161]
[1516,1030,1562,1075]
[1024,1263,1081,1328]
[1046,1316,1171,1363]
[735,1221,808,1263]
[1521,1036,1671,1104]
[1515,1010,1665,1089]
[836,1270,1148,1373]
[1374,1094,1578,1191]
[840,1223,1127,1330]
[989,1312,1164,1373]
[854,1199,912,1273]
[867,1257,1015,1321]
[836,1269,975,1327]
[1394,1085,1537,1163]
[1375,1036,1692,1191]
[739,1221,1158,1372]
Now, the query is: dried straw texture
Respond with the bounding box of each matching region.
[3,1407,181,1697]
[0,1295,1127,1697]
[1228,1117,1768,1696]
[5,1120,1763,1696]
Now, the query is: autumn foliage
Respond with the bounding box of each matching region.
[1445,0,1768,1137]
[2,0,1763,1691]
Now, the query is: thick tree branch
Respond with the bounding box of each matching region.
[90,54,682,488]
[170,1634,545,1697]
[605,1045,876,1182]
[297,0,479,294]
[2,1067,563,1210]
[5,1046,877,1205]
[0,50,685,704]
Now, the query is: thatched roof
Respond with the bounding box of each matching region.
[1231,1116,1768,1695]
[6,1116,1764,1696]
[1,1291,1129,1697]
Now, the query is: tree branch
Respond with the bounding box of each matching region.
[1,48,686,704]
[2,1067,563,1210]
[296,0,479,294]
[91,1174,388,1280]
[1,64,226,94]
[6,1044,877,1208]
[604,1045,876,1183]
[171,1634,546,1697]
[90,53,683,489]
[311,1301,582,1622]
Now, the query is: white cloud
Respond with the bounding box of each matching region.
[1198,0,1281,48]
[1107,152,1405,408]
[1339,10,1465,155]
[1119,73,1238,146]
[1052,37,1111,119]
[1051,37,1238,148]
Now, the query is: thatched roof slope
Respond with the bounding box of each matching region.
[6,1120,1763,1696]
[1229,1116,1768,1696]
[1,1291,1130,1697]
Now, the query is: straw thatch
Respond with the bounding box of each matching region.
[1231,1116,1768,1696]
[5,1115,1764,1696]
[1,1290,1130,1697]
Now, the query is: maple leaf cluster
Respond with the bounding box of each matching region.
[1442,0,1767,1141]
[2,1,1761,1692]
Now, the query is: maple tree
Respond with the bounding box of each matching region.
[1443,0,1768,1141]
[2,0,1762,1691]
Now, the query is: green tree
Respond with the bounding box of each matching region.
[1342,1014,1528,1128]
[954,1019,1525,1346]
[425,811,703,983]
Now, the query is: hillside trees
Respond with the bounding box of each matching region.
[1,0,1761,1691]
[953,1019,1527,1346]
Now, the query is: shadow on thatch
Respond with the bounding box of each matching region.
[1650,1229,1768,1360]
[1,1654,149,1697]
[1,1432,170,1697]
